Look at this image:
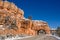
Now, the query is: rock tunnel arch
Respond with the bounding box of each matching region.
[37,29,46,35]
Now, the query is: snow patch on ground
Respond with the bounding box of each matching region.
[5,36,32,40]
[50,34,60,40]
[52,35,60,40]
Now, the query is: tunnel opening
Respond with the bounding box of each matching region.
[37,29,46,35]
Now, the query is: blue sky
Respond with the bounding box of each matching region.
[8,0,60,28]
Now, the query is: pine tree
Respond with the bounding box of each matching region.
[56,26,60,37]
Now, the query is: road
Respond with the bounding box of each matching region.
[20,34,59,40]
[4,34,60,40]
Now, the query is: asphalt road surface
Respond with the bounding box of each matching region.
[2,34,59,40]
[20,34,59,40]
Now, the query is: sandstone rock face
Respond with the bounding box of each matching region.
[32,20,50,34]
[0,1,50,36]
